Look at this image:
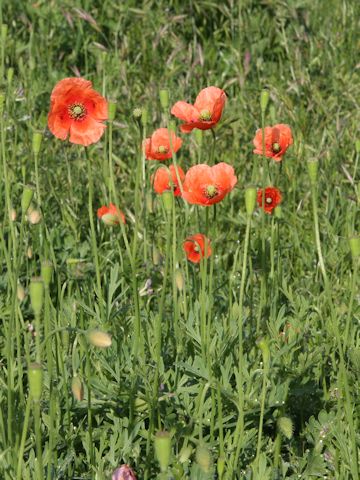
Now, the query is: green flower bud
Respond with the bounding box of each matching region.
[159,88,169,110]
[349,236,360,261]
[108,101,117,122]
[260,89,270,113]
[29,277,44,316]
[28,363,43,402]
[245,186,257,216]
[41,260,53,287]
[21,186,34,214]
[277,416,294,440]
[154,430,171,473]
[178,445,192,464]
[307,160,318,185]
[32,131,43,155]
[196,444,213,473]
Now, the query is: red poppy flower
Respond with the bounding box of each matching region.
[253,124,293,161]
[183,234,212,263]
[257,187,282,214]
[48,77,108,146]
[182,163,237,206]
[97,203,126,225]
[143,128,182,161]
[152,165,185,196]
[171,86,226,133]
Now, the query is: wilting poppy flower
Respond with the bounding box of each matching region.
[253,124,293,161]
[97,203,125,225]
[143,128,182,161]
[257,187,282,214]
[48,77,108,146]
[112,464,137,480]
[182,163,237,206]
[183,234,212,263]
[152,164,185,196]
[171,86,226,133]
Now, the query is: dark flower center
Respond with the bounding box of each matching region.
[204,184,218,199]
[68,102,87,120]
[272,142,281,153]
[199,109,212,121]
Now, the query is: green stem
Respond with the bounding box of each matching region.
[16,396,31,480]
[34,401,43,480]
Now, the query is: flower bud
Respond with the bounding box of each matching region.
[141,108,148,127]
[245,186,257,216]
[307,159,318,185]
[217,456,225,479]
[112,464,137,480]
[28,362,43,402]
[194,129,203,147]
[21,186,34,214]
[162,191,173,213]
[10,208,17,222]
[27,246,33,259]
[87,329,112,348]
[41,260,53,287]
[277,416,294,440]
[257,337,270,366]
[178,445,192,464]
[71,376,84,401]
[32,131,43,156]
[196,444,213,473]
[29,277,44,316]
[159,88,169,110]
[17,283,26,302]
[108,101,117,122]
[349,236,360,261]
[28,209,42,225]
[260,89,270,113]
[175,269,184,291]
[154,430,172,473]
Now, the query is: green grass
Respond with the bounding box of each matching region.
[0,0,359,479]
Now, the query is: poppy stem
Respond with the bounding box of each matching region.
[210,128,216,165]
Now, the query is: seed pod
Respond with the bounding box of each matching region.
[260,89,270,113]
[245,186,257,216]
[28,363,43,402]
[21,186,34,214]
[32,131,43,155]
[154,430,171,473]
[159,88,169,110]
[29,277,44,316]
[108,101,117,122]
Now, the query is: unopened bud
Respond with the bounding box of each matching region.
[71,376,84,401]
[245,186,257,216]
[27,246,33,259]
[28,363,43,402]
[260,89,270,113]
[307,160,318,185]
[41,260,53,287]
[175,269,184,291]
[10,208,17,222]
[17,283,26,302]
[257,337,270,366]
[21,186,34,214]
[349,236,360,261]
[87,329,112,348]
[108,101,117,122]
[277,416,294,440]
[32,131,43,155]
[178,445,192,464]
[159,88,169,110]
[196,444,213,473]
[162,190,173,212]
[154,431,171,473]
[29,277,44,316]
[28,209,42,225]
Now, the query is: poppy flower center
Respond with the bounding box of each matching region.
[266,196,273,204]
[272,142,281,153]
[205,184,218,198]
[68,102,87,120]
[157,145,168,154]
[199,109,212,121]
